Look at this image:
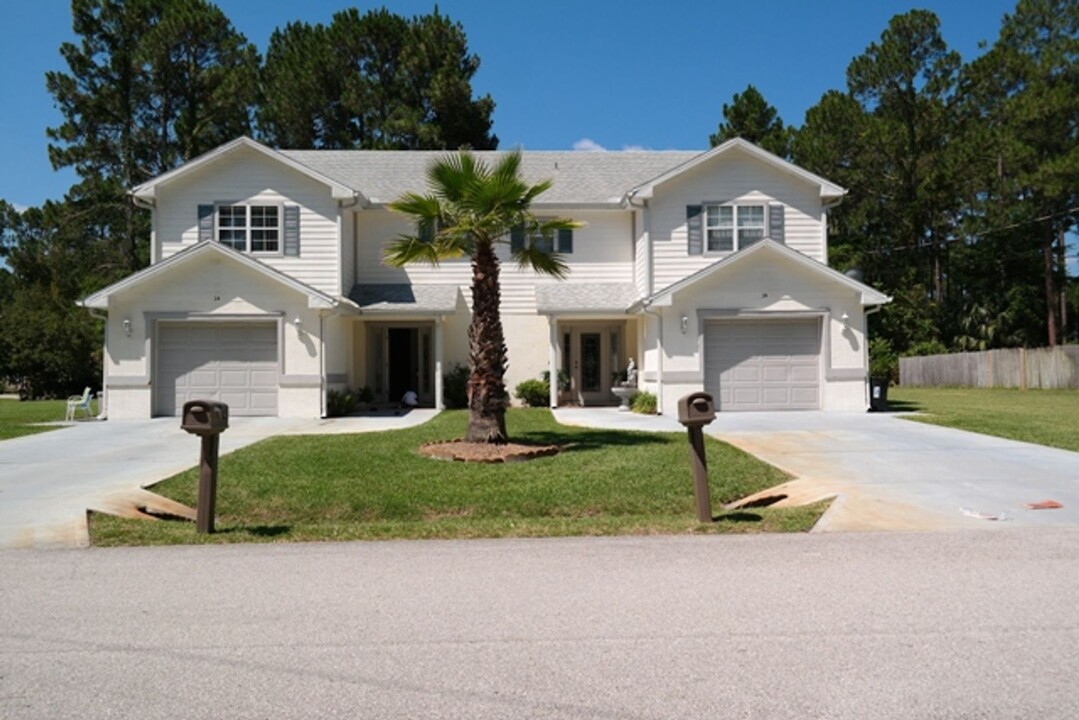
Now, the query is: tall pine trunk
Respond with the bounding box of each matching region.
[465,239,509,443]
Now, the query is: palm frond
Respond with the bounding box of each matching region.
[513,242,570,279]
[388,192,442,222]
[384,234,455,267]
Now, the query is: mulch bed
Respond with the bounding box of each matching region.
[419,439,561,463]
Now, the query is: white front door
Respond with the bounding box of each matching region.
[564,325,624,406]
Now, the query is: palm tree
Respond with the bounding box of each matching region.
[386,150,579,443]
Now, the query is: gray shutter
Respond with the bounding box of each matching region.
[283,205,300,256]
[768,203,785,244]
[510,225,525,253]
[686,205,703,256]
[556,228,573,254]
[197,204,214,243]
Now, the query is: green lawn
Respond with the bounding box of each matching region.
[90,408,825,546]
[889,387,1079,452]
[0,398,72,440]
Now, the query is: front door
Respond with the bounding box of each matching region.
[376,325,434,406]
[563,326,624,406]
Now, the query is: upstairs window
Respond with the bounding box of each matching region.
[705,204,764,253]
[217,205,280,254]
[510,223,574,254]
[198,203,299,256]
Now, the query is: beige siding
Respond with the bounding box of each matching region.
[648,148,825,291]
[156,147,341,295]
[353,208,636,314]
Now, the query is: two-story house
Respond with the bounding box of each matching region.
[80,136,890,418]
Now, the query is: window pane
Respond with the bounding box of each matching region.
[738,205,764,227]
[531,232,553,253]
[251,206,278,228]
[250,229,279,253]
[706,205,720,224]
[219,206,245,228]
[718,206,733,225]
[707,228,734,252]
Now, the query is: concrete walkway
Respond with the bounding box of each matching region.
[0,410,438,549]
[554,408,1079,532]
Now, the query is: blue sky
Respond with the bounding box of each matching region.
[1,0,1023,210]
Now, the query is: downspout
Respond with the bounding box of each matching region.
[88,308,109,420]
[319,311,327,418]
[626,190,652,296]
[643,302,664,415]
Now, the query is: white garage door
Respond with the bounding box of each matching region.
[704,320,820,411]
[156,323,279,417]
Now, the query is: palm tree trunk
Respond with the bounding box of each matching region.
[466,239,509,443]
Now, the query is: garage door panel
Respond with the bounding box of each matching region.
[705,320,820,411]
[155,323,279,417]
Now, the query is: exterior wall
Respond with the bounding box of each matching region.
[647,147,825,291]
[353,208,635,315]
[156,147,342,296]
[639,250,868,413]
[103,252,325,418]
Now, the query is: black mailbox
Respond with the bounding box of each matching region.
[677,392,715,427]
[181,400,229,436]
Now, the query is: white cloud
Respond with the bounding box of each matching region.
[621,144,647,152]
[11,203,28,213]
[572,138,606,152]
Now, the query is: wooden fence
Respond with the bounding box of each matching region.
[899,346,1079,389]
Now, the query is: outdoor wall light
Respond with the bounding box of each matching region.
[122,318,132,337]
[681,315,689,334]
[293,316,304,335]
[840,312,850,327]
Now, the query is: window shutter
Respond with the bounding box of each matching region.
[556,228,573,254]
[768,203,785,244]
[686,205,703,256]
[510,225,525,253]
[283,205,300,256]
[197,204,214,243]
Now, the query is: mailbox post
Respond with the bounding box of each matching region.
[181,400,229,534]
[676,392,717,523]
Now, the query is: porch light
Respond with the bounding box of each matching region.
[840,312,850,327]
[293,316,304,334]
[123,318,132,337]
[681,315,689,334]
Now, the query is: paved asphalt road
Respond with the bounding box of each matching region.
[3,531,1078,719]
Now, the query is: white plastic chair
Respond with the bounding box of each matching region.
[66,387,93,421]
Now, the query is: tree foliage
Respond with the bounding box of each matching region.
[385,152,578,442]
[258,7,497,150]
[793,5,1076,355]
[709,84,792,158]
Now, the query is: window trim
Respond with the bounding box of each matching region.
[215,203,284,256]
[703,202,766,254]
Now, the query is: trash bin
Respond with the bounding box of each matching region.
[868,377,889,412]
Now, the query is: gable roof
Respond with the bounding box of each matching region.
[79,241,341,310]
[633,239,891,309]
[280,149,699,206]
[131,137,359,202]
[627,138,846,201]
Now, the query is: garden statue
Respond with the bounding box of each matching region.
[625,358,637,387]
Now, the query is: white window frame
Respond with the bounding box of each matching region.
[216,204,283,255]
[704,203,766,253]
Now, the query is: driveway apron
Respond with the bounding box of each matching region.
[554,408,1079,531]
[0,411,438,549]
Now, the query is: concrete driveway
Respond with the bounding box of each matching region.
[0,411,438,549]
[553,408,1079,531]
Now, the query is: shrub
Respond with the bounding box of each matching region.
[443,363,470,409]
[356,386,375,404]
[540,369,571,392]
[868,337,899,384]
[514,378,550,407]
[326,388,357,417]
[631,390,657,414]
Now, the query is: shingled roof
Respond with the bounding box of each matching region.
[279,150,701,206]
